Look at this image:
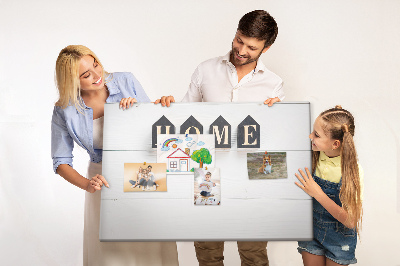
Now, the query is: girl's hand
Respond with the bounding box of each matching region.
[119,97,137,110]
[154,95,175,107]
[295,167,324,198]
[86,174,109,193]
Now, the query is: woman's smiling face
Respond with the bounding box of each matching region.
[79,55,104,91]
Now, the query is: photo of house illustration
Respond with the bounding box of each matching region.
[167,148,191,171]
[157,134,216,174]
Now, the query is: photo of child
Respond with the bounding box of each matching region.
[247,151,288,180]
[200,172,215,197]
[123,163,167,192]
[194,168,221,205]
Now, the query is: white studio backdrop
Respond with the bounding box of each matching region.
[1,0,399,265]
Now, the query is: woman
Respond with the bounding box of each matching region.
[51,45,178,265]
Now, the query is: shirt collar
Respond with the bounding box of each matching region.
[254,57,266,73]
[320,151,341,167]
[222,51,231,63]
[104,73,121,96]
[221,51,266,74]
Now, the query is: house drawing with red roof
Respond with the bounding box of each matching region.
[167,148,191,171]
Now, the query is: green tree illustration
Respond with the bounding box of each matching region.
[191,148,212,168]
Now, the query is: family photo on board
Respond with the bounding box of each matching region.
[124,163,167,192]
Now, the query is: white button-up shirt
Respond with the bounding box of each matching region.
[182,52,284,102]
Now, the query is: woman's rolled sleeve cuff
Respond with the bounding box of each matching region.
[53,158,73,174]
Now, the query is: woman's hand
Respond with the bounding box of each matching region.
[154,95,175,107]
[86,174,109,193]
[295,167,324,198]
[119,97,137,110]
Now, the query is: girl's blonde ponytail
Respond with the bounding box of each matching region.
[314,106,362,234]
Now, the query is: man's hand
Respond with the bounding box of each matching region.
[263,97,281,107]
[154,96,175,107]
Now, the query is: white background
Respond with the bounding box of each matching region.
[1,0,399,265]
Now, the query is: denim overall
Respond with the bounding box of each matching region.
[298,174,357,265]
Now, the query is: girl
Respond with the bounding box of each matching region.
[51,45,178,265]
[295,105,363,266]
[129,166,143,188]
[140,168,148,190]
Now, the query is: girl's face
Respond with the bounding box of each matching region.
[79,55,104,91]
[309,117,340,156]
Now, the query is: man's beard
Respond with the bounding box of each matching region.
[230,46,263,66]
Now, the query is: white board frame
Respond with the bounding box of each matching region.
[100,102,312,241]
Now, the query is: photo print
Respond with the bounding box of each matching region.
[194,168,221,206]
[157,134,215,174]
[247,151,288,180]
[123,163,167,192]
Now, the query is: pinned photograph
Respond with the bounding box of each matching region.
[194,168,221,205]
[157,134,215,174]
[247,151,287,180]
[123,163,167,192]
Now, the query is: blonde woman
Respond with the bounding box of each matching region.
[51,45,178,265]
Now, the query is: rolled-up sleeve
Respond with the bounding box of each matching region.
[128,72,151,103]
[181,66,203,102]
[51,106,74,173]
[272,80,285,101]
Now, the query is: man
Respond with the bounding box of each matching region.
[157,10,283,266]
[157,10,283,108]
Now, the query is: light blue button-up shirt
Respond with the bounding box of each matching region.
[51,72,150,173]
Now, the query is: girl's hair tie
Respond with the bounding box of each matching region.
[335,105,342,109]
[341,123,349,133]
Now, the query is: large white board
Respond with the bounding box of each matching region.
[100,102,312,241]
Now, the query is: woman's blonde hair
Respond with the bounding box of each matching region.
[55,45,106,111]
[312,105,362,233]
